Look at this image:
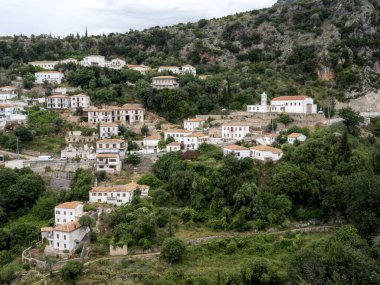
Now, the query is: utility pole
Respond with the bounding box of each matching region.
[16,137,19,159]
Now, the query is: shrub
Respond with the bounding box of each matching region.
[160,238,186,263]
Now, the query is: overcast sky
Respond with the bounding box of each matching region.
[0,0,277,36]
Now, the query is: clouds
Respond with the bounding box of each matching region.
[0,0,277,36]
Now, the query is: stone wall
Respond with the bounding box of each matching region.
[109,245,128,256]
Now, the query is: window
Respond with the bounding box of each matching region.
[56,234,59,238]
[64,235,66,240]
[64,244,66,248]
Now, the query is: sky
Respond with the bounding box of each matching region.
[0,0,277,36]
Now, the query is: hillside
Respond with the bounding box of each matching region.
[0,0,379,102]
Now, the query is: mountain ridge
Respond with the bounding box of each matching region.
[0,0,379,104]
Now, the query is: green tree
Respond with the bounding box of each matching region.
[61,261,83,285]
[344,173,380,239]
[79,215,96,233]
[14,126,33,142]
[277,113,294,126]
[141,125,149,136]
[125,154,141,166]
[338,107,364,135]
[22,73,35,89]
[67,169,93,201]
[160,238,186,263]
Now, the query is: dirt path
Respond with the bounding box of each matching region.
[0,148,37,160]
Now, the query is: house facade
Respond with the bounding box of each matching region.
[183,118,206,131]
[177,132,209,150]
[287,133,307,144]
[70,94,91,109]
[84,105,145,125]
[96,139,125,154]
[54,201,84,225]
[166,141,181,152]
[35,71,64,84]
[250,145,283,162]
[80,55,106,67]
[151,76,179,89]
[222,122,250,140]
[262,133,279,145]
[142,134,161,154]
[164,129,192,140]
[126,64,150,74]
[29,61,59,70]
[41,221,89,253]
[105,58,126,70]
[0,86,18,103]
[223,145,250,159]
[112,104,145,124]
[158,66,180,74]
[85,108,113,123]
[95,153,122,174]
[89,182,150,206]
[180,65,196,75]
[99,123,119,139]
[47,95,71,109]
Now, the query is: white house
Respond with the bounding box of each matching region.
[41,201,89,254]
[99,123,119,139]
[54,201,84,226]
[84,105,145,125]
[61,144,95,160]
[151,76,179,89]
[0,86,18,103]
[158,65,196,75]
[262,133,279,145]
[70,94,91,109]
[247,92,317,114]
[60,58,78,65]
[89,182,150,206]
[223,145,251,159]
[222,122,251,140]
[29,61,59,70]
[126,64,150,74]
[183,118,206,131]
[35,71,64,84]
[96,153,122,174]
[287,133,307,144]
[47,95,71,109]
[112,104,145,124]
[142,134,161,154]
[96,138,125,155]
[158,66,180,74]
[166,141,181,152]
[164,129,192,140]
[178,132,209,150]
[0,103,25,116]
[105,58,126,70]
[180,65,196,75]
[85,108,113,123]
[80,55,106,67]
[41,220,89,253]
[250,145,283,162]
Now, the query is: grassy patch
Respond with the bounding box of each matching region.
[23,135,65,154]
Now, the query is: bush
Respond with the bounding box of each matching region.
[160,238,186,263]
[125,154,141,166]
